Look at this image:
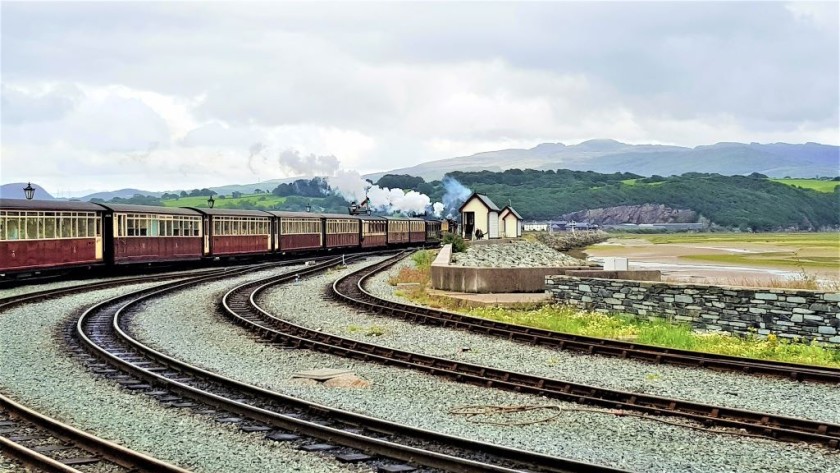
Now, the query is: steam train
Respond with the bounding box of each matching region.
[0,199,442,278]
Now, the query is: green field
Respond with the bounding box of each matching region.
[772,179,839,193]
[162,194,288,209]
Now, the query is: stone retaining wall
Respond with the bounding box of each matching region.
[546,275,840,346]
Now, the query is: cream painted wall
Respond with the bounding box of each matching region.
[461,197,490,238]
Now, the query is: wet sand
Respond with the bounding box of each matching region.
[584,238,840,287]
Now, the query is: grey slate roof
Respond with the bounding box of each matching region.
[501,205,523,220]
[458,192,500,212]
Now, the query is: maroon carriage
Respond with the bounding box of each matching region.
[425,220,442,244]
[322,213,361,249]
[195,208,272,257]
[270,211,323,253]
[360,216,387,248]
[408,218,426,244]
[384,217,410,245]
[0,199,105,274]
[100,204,203,264]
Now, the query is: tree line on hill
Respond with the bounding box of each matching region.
[417,169,838,231]
[87,170,838,230]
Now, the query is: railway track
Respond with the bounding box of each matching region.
[0,257,334,472]
[72,251,618,473]
[222,254,840,450]
[0,385,189,472]
[332,252,840,385]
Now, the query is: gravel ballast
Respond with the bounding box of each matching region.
[0,275,368,473]
[451,241,585,267]
[366,255,840,424]
[129,256,840,473]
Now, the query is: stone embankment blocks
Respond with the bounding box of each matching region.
[546,275,840,346]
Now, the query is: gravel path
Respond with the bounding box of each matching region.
[451,241,585,267]
[129,256,840,473]
[0,276,368,473]
[366,255,840,424]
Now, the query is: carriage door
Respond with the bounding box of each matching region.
[203,216,211,255]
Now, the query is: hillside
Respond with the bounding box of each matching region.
[422,170,839,231]
[366,140,840,181]
[0,182,54,200]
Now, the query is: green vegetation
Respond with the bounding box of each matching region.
[773,178,840,193]
[629,232,840,246]
[411,249,435,269]
[387,252,840,368]
[442,233,469,252]
[162,194,288,209]
[681,253,839,270]
[466,305,840,368]
[421,170,839,231]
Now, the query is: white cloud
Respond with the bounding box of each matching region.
[1,2,837,192]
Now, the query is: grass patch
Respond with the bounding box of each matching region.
[772,178,840,193]
[162,194,289,208]
[680,252,840,270]
[411,250,435,270]
[387,255,840,368]
[467,305,840,368]
[631,232,840,248]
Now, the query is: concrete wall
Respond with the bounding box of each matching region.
[546,275,840,346]
[431,244,592,293]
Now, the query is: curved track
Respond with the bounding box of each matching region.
[73,252,617,473]
[222,254,840,449]
[0,393,188,473]
[332,253,840,385]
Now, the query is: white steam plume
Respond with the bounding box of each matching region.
[441,176,472,218]
[328,170,443,216]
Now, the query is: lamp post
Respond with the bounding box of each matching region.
[207,195,215,208]
[306,201,312,212]
[23,182,35,200]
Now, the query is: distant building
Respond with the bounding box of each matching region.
[459,193,500,239]
[523,222,549,232]
[499,205,523,238]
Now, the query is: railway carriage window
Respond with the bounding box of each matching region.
[138,216,149,236]
[28,216,40,239]
[76,217,85,238]
[0,216,5,240]
[60,217,71,238]
[7,218,19,240]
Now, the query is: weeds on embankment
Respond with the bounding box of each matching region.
[388,250,840,368]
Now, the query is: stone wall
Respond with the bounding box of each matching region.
[546,275,840,346]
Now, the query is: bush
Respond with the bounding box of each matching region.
[411,250,435,269]
[442,232,468,253]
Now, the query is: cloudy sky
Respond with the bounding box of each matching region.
[2,2,838,195]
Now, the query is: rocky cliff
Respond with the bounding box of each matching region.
[561,204,698,225]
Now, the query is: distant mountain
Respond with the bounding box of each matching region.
[81,188,163,201]
[0,182,55,200]
[74,178,308,201]
[365,140,839,181]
